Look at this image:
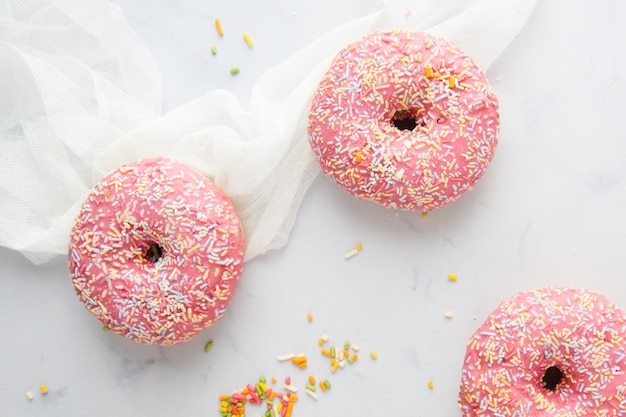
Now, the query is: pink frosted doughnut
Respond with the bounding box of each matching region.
[308,30,499,211]
[68,157,245,345]
[459,287,626,416]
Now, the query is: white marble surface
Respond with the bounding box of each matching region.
[2,1,626,416]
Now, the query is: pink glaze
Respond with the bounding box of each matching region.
[308,30,499,211]
[68,157,245,345]
[459,288,626,416]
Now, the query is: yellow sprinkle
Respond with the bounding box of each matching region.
[243,32,253,48]
[425,66,432,78]
[39,384,48,395]
[428,380,434,389]
[355,243,363,251]
[215,19,224,37]
[449,76,456,88]
[355,153,362,163]
[370,351,378,359]
[448,274,458,282]
[307,313,313,322]
[421,211,428,218]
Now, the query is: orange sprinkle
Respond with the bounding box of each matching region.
[421,211,428,218]
[215,19,224,37]
[319,381,327,391]
[352,353,358,361]
[425,66,432,78]
[219,394,230,401]
[449,76,456,88]
[307,313,313,322]
[308,375,316,384]
[355,153,363,163]
[271,377,277,384]
[321,349,331,357]
[269,391,276,401]
[298,361,307,369]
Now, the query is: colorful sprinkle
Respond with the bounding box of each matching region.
[428,380,434,389]
[204,340,214,352]
[39,384,48,395]
[447,274,458,281]
[215,19,224,37]
[307,313,313,322]
[370,351,378,359]
[230,67,240,75]
[211,46,217,55]
[243,32,253,48]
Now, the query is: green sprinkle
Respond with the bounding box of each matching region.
[323,380,331,389]
[102,325,110,331]
[306,383,316,392]
[204,340,214,352]
[211,46,217,55]
[347,356,354,363]
[344,341,350,350]
[259,376,266,383]
[330,346,336,357]
[230,67,240,75]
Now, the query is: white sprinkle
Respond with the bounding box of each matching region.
[344,248,359,260]
[320,334,329,342]
[277,353,296,361]
[351,343,360,352]
[284,384,298,393]
[444,311,454,319]
[305,389,318,400]
[26,391,33,401]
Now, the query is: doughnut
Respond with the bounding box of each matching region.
[308,30,499,211]
[459,287,626,416]
[68,157,245,345]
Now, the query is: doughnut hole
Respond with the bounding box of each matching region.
[145,242,163,263]
[542,366,564,391]
[391,109,425,131]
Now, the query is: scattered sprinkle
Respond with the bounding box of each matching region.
[277,353,296,361]
[26,391,33,401]
[308,375,316,385]
[307,313,313,322]
[449,76,456,88]
[421,211,428,218]
[425,65,432,78]
[355,153,362,163]
[243,32,253,48]
[204,340,214,352]
[211,46,217,55]
[305,389,318,400]
[271,377,277,383]
[350,343,360,352]
[39,384,48,395]
[344,244,362,260]
[102,325,110,331]
[284,384,298,393]
[370,351,378,360]
[230,67,240,75]
[428,380,434,389]
[219,376,298,417]
[447,274,458,282]
[215,19,224,37]
[444,310,454,319]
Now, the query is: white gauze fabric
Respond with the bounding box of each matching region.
[0,0,537,264]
